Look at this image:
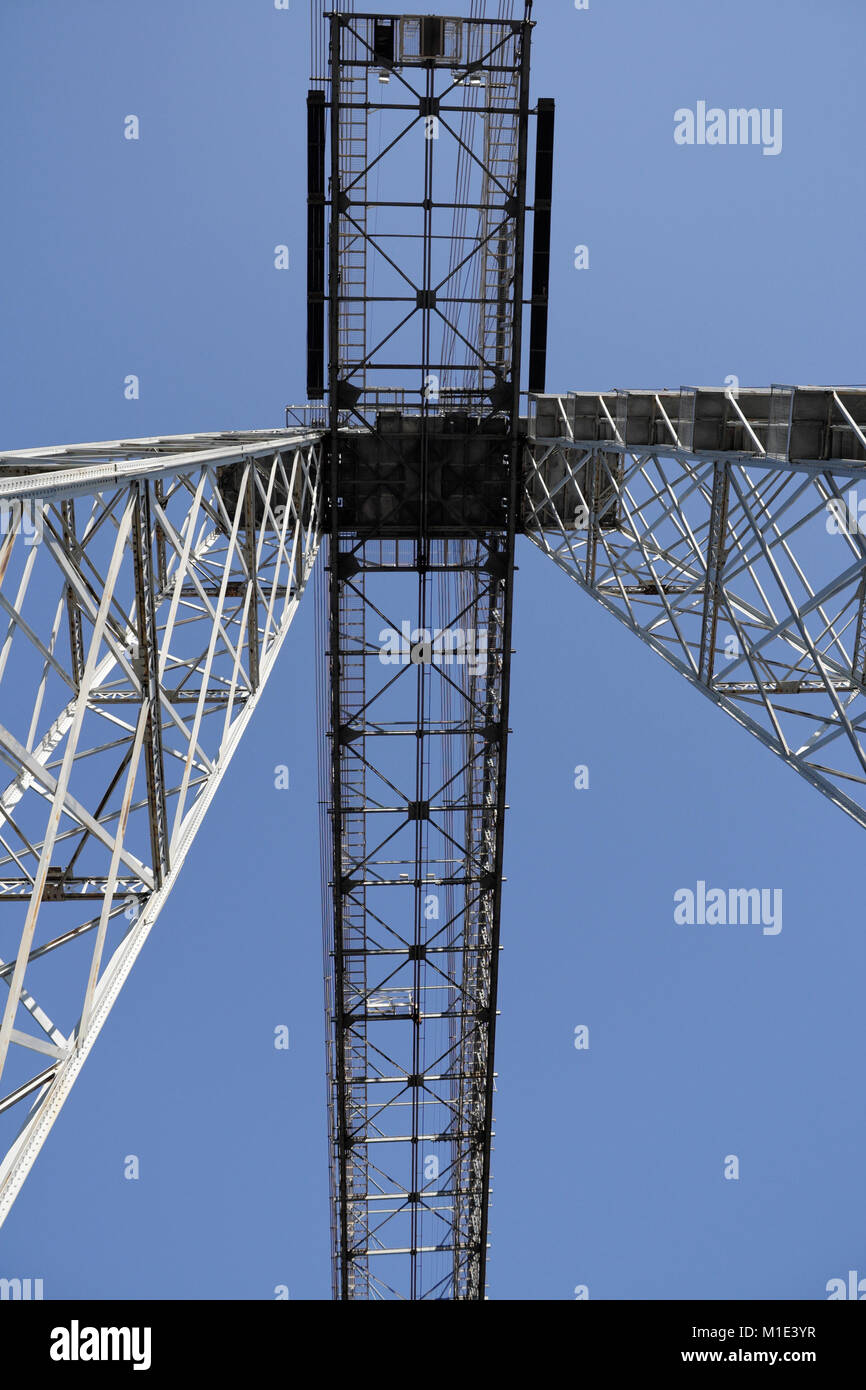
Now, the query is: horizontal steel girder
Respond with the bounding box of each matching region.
[525,388,866,828]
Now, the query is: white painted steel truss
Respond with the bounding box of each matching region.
[525,387,866,828]
[4,384,866,1275]
[0,430,322,1223]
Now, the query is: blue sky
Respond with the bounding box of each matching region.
[1,0,865,1299]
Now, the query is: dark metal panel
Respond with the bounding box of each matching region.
[307,90,326,400]
[528,97,555,393]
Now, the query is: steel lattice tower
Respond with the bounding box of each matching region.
[316,8,534,1301]
[2,4,866,1300]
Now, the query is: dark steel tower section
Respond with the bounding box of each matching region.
[313,9,544,1299]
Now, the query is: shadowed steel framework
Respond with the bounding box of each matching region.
[2,3,866,1305]
[315,8,537,1301]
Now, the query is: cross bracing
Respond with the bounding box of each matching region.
[311,9,531,418]
[0,431,322,1223]
[525,387,866,829]
[319,531,513,1300]
[318,7,531,1299]
[1,0,863,1306]
[3,390,866,1284]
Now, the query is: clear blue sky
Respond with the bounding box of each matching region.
[1,0,865,1299]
